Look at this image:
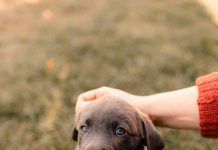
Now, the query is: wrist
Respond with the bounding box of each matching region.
[128,95,156,122]
[137,95,159,123]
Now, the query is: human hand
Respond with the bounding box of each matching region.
[75,86,138,114]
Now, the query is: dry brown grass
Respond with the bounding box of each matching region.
[0,0,218,149]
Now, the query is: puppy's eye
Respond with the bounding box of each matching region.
[115,127,126,136]
[80,125,88,133]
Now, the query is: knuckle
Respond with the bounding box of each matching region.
[99,86,108,90]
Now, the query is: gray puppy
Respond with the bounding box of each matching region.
[73,96,164,150]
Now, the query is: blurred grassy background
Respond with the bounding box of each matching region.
[0,0,218,149]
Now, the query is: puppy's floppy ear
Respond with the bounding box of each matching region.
[72,109,83,141]
[140,113,165,150]
[72,116,78,141]
[72,109,82,141]
[72,125,78,141]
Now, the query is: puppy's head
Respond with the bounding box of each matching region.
[73,96,164,150]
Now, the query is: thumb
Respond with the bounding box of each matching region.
[78,89,102,102]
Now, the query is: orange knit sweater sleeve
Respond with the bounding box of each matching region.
[196,72,218,138]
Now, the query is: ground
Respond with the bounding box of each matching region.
[0,0,218,149]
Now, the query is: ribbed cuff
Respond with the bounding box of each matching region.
[196,72,218,138]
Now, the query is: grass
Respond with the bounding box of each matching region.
[0,0,218,149]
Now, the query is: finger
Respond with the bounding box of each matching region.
[78,89,99,101]
[84,91,97,101]
[76,100,91,114]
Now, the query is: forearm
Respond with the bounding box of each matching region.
[77,86,200,129]
[133,86,199,129]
